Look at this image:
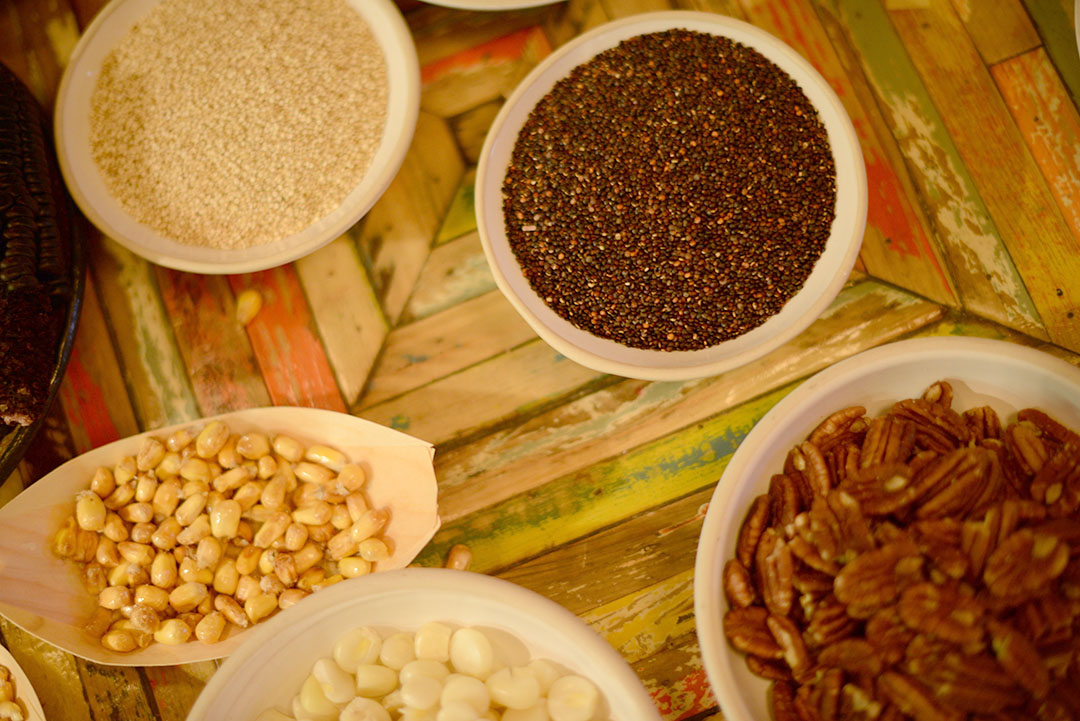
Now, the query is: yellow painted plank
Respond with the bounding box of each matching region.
[434,279,943,523]
[543,0,612,49]
[889,0,1080,351]
[295,235,388,408]
[634,632,716,721]
[950,0,1041,65]
[356,112,465,324]
[600,0,676,16]
[361,290,534,408]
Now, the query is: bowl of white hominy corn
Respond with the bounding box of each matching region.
[185,567,662,721]
[0,646,46,721]
[0,407,440,666]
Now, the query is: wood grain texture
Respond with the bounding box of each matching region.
[741,0,957,309]
[993,48,1080,246]
[543,0,612,49]
[601,0,676,16]
[294,236,388,408]
[449,100,503,165]
[89,236,200,429]
[434,169,478,246]
[432,279,943,524]
[0,619,92,721]
[355,112,465,324]
[228,268,346,411]
[155,270,271,415]
[400,230,496,324]
[889,0,1080,351]
[949,0,1041,64]
[363,290,533,408]
[819,0,1045,338]
[1021,0,1080,110]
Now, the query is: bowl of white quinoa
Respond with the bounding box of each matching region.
[54,0,419,274]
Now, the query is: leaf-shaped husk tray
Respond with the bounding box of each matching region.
[0,407,440,666]
[0,644,46,721]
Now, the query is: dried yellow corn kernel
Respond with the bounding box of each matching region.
[292,501,332,526]
[337,464,367,493]
[214,594,249,628]
[135,584,170,612]
[176,515,211,546]
[101,628,138,653]
[99,585,132,610]
[278,588,308,609]
[244,592,278,623]
[195,421,229,459]
[210,499,241,539]
[90,467,115,499]
[154,618,192,645]
[339,556,371,579]
[213,558,240,596]
[235,288,263,325]
[195,611,227,644]
[169,582,208,613]
[137,437,165,472]
[304,445,346,473]
[76,491,108,531]
[272,434,304,463]
[283,522,308,552]
[166,428,193,453]
[52,518,77,559]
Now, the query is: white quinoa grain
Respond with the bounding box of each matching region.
[89,0,388,249]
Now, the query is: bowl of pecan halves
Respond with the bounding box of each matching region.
[693,336,1080,721]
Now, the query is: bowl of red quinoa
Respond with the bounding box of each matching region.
[53,0,419,274]
[691,336,1080,720]
[476,12,866,381]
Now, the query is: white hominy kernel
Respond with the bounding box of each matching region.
[449,628,494,679]
[401,675,443,711]
[400,708,439,721]
[526,659,562,695]
[379,631,417,670]
[435,701,483,721]
[501,705,550,721]
[381,689,407,714]
[486,667,541,710]
[299,674,340,720]
[354,664,398,698]
[339,697,391,721]
[546,675,599,721]
[400,660,451,686]
[440,675,490,715]
[313,657,355,704]
[89,0,388,250]
[334,626,383,672]
[415,621,453,662]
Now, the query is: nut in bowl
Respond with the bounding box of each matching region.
[185,567,662,721]
[0,407,440,666]
[476,11,866,381]
[693,337,1080,721]
[54,0,420,274]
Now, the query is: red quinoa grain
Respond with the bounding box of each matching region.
[502,29,836,351]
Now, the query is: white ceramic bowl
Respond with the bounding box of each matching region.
[476,11,866,381]
[186,567,662,721]
[693,336,1080,721]
[0,407,440,666]
[54,0,420,274]
[0,645,46,721]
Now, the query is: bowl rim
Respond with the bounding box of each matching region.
[53,0,420,275]
[0,644,47,721]
[185,566,663,721]
[691,336,1080,721]
[475,10,867,381]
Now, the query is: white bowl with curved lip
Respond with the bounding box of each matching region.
[185,566,663,721]
[475,11,867,382]
[692,336,1080,721]
[0,406,440,666]
[54,0,420,275]
[0,645,46,721]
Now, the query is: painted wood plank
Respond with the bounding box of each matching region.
[949,0,1041,65]
[90,236,200,429]
[0,0,77,109]
[0,619,92,721]
[543,0,612,50]
[0,467,24,509]
[362,290,534,408]
[68,0,110,30]
[400,231,497,324]
[993,48,1080,247]
[358,338,607,445]
[355,112,465,324]
[449,101,502,165]
[143,662,218,721]
[888,0,1080,352]
[407,4,555,67]
[600,0,676,16]
[434,169,478,246]
[634,632,717,721]
[228,268,347,411]
[295,236,389,408]
[432,279,943,524]
[740,0,958,309]
[155,269,272,415]
[16,404,76,485]
[420,25,553,118]
[78,662,157,721]
[1022,0,1080,111]
[57,273,140,453]
[673,0,746,15]
[819,0,1046,339]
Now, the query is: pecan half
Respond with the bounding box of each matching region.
[841,462,920,516]
[1017,408,1080,446]
[965,405,1002,443]
[913,447,994,520]
[723,558,756,608]
[898,582,986,644]
[924,651,1025,714]
[826,442,861,486]
[737,494,771,568]
[805,594,859,648]
[724,606,784,659]
[921,380,953,409]
[878,671,962,721]
[747,654,792,681]
[913,518,969,580]
[834,539,923,617]
[770,473,805,527]
[987,619,1050,699]
[772,680,801,721]
[810,406,867,449]
[757,528,795,617]
[861,417,916,469]
[892,398,969,449]
[817,638,883,676]
[798,441,833,497]
[984,529,1069,597]
[839,683,884,721]
[768,613,815,682]
[961,505,1002,579]
[1030,442,1080,513]
[1004,423,1049,477]
[866,607,915,667]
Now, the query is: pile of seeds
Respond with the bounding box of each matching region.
[89,0,388,250]
[502,29,836,351]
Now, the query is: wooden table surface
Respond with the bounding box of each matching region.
[2,0,1080,719]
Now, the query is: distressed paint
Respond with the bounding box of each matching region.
[90,237,200,429]
[401,231,497,323]
[822,0,1045,337]
[583,569,697,663]
[0,619,92,721]
[993,48,1080,246]
[1021,0,1080,111]
[635,633,717,721]
[949,0,1040,65]
[741,0,956,306]
[434,169,478,245]
[143,662,218,721]
[889,0,1080,351]
[295,235,388,408]
[600,0,676,16]
[229,268,346,411]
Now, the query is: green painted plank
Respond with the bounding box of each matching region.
[434,168,478,245]
[1022,0,1080,111]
